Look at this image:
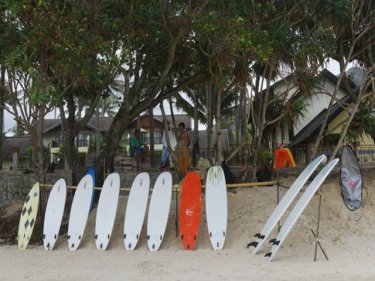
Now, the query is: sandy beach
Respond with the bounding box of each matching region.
[1,171,375,281]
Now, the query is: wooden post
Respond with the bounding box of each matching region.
[311,193,329,261]
[12,147,19,172]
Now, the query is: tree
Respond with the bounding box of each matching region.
[3,0,123,183]
[0,67,4,170]
[310,0,375,160]
[0,5,11,170]
[174,80,239,164]
[4,69,54,180]
[97,1,208,178]
[3,0,372,182]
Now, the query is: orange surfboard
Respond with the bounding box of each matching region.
[179,171,201,250]
[177,140,190,176]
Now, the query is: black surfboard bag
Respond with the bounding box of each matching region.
[340,146,363,210]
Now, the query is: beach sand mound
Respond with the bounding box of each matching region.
[1,171,375,280]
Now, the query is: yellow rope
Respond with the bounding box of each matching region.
[39,180,276,192]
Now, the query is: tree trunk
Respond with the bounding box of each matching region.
[234,94,240,150]
[239,84,247,164]
[64,127,82,185]
[31,132,38,169]
[192,93,199,167]
[215,88,223,164]
[60,97,83,185]
[206,79,213,160]
[36,109,45,182]
[168,97,177,138]
[250,62,274,181]
[330,101,361,161]
[96,99,100,154]
[309,86,339,160]
[149,107,155,167]
[310,41,355,160]
[0,67,5,170]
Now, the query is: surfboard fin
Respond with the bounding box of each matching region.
[246,241,258,248]
[254,233,261,238]
[265,252,272,258]
[269,238,280,246]
[123,234,126,239]
[95,234,98,240]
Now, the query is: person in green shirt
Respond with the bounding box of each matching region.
[130,129,144,169]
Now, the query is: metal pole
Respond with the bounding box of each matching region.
[175,187,179,237]
[277,169,281,233]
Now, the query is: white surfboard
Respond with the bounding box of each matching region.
[18,182,40,250]
[43,179,67,250]
[248,154,327,254]
[265,158,339,261]
[95,173,120,250]
[147,172,173,252]
[206,166,227,250]
[124,172,150,250]
[67,175,93,251]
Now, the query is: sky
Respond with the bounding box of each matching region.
[2,60,343,135]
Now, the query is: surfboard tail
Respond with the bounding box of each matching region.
[246,241,258,248]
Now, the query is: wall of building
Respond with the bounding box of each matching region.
[0,169,180,205]
[0,170,72,205]
[293,78,347,135]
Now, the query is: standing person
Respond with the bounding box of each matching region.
[178,122,191,148]
[176,122,191,176]
[130,129,144,170]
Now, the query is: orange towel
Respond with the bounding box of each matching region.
[274,147,296,170]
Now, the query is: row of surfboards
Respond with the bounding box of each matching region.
[18,155,337,261]
[18,166,228,252]
[247,155,339,261]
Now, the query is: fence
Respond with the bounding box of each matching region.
[1,154,33,172]
[290,145,375,165]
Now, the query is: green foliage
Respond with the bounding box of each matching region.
[1,0,374,177]
[257,148,273,170]
[347,102,375,143]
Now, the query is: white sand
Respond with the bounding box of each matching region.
[1,173,375,280]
